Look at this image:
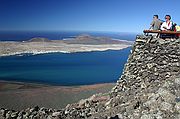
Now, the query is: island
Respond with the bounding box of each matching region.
[0,35,133,56]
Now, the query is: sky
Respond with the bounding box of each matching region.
[0,0,180,33]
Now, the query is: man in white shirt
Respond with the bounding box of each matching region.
[161,15,173,31]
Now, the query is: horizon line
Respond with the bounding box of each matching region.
[0,30,140,34]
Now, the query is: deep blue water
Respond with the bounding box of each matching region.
[0,31,136,41]
[0,48,131,86]
[0,31,134,86]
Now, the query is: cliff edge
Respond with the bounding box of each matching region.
[1,35,180,119]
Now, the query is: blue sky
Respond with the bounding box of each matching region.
[0,0,179,33]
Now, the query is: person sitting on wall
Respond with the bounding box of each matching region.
[160,15,173,31]
[160,15,175,38]
[150,15,162,30]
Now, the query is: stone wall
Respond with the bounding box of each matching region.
[107,35,180,119]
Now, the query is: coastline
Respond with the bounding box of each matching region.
[0,80,115,110]
[0,35,130,110]
[0,42,131,57]
[0,46,130,57]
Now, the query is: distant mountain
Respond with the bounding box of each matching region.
[62,34,133,45]
[28,37,51,42]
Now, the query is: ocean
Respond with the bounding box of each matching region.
[0,31,136,41]
[0,31,135,86]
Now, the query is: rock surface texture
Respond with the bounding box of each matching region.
[1,35,180,119]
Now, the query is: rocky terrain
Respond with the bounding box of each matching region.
[0,35,132,57]
[1,35,180,119]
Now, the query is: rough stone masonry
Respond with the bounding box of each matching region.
[1,35,180,119]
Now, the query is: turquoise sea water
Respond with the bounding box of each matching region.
[0,48,131,86]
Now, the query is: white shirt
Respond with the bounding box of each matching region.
[160,21,173,30]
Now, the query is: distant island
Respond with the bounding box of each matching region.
[0,35,133,56]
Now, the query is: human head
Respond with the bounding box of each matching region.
[165,15,171,21]
[153,15,158,19]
